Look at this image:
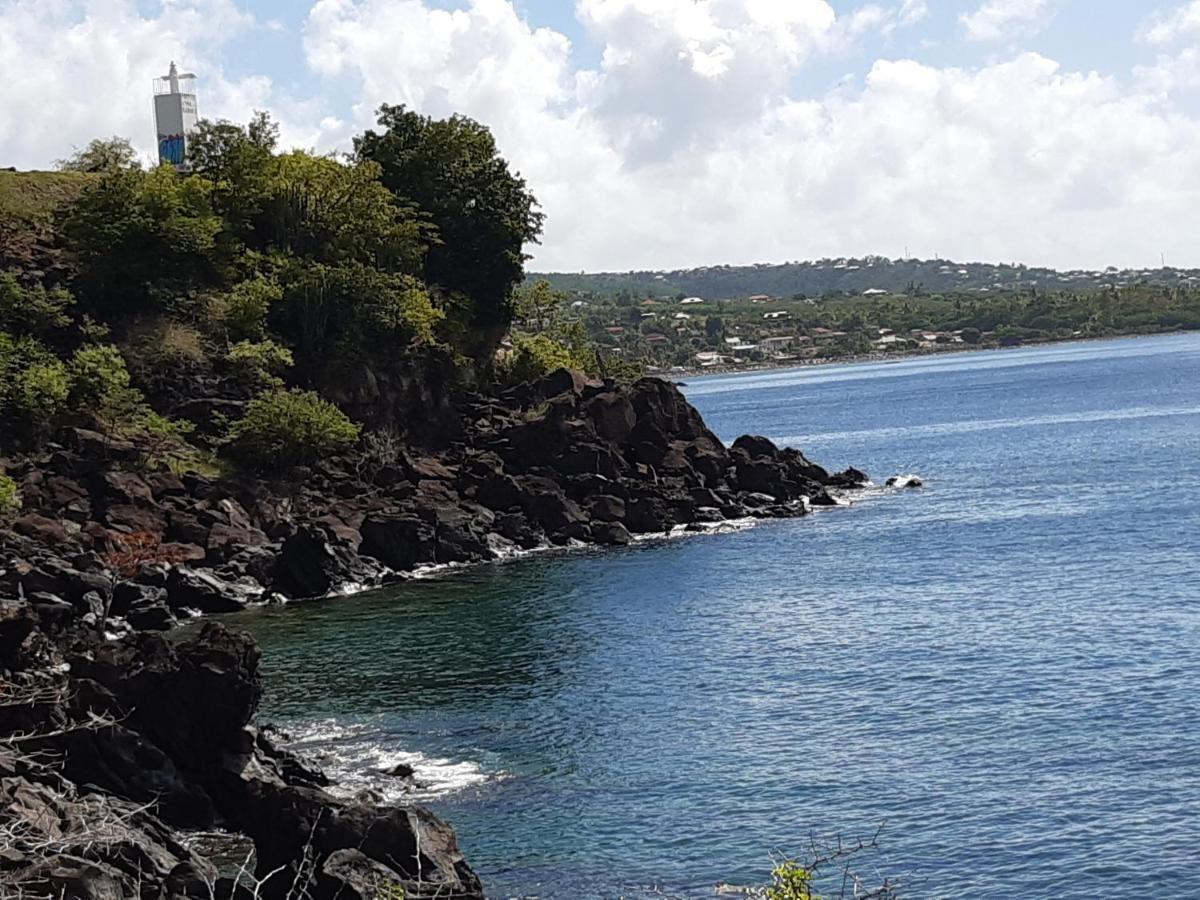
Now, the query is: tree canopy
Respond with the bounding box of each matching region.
[355,104,544,354]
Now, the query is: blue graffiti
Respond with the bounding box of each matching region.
[158,134,186,165]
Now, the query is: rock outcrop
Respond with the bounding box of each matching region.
[1,374,869,615]
[0,609,481,899]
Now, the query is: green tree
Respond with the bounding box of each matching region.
[186,112,278,234]
[225,339,294,388]
[56,137,141,173]
[209,276,283,342]
[0,332,71,442]
[68,344,132,411]
[515,280,564,334]
[262,151,427,272]
[60,166,223,310]
[354,104,544,355]
[275,261,443,366]
[704,315,724,345]
[502,333,573,384]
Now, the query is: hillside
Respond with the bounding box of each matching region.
[0,169,95,224]
[533,256,1200,300]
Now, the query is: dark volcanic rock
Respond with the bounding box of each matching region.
[12,514,70,545]
[273,525,384,599]
[828,467,870,488]
[360,515,438,570]
[591,521,633,546]
[2,620,483,898]
[0,369,880,900]
[166,566,254,614]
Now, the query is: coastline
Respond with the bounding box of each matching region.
[667,327,1200,380]
[0,370,880,899]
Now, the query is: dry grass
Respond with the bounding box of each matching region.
[0,170,94,227]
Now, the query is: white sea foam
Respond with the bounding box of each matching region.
[278,718,496,802]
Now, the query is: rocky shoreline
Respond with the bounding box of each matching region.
[1,372,874,898]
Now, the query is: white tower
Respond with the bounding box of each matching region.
[153,62,199,169]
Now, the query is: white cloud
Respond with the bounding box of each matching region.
[6,0,1200,273]
[300,0,1200,271]
[1138,1,1200,45]
[0,0,297,168]
[960,0,1052,42]
[898,0,929,27]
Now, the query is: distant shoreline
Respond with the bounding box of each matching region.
[667,328,1198,381]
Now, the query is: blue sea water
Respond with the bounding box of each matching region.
[234,333,1200,898]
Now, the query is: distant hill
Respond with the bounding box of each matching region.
[532,257,1200,299]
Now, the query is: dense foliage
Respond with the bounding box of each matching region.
[0,105,563,470]
[356,104,545,355]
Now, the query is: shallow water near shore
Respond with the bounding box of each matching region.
[230,332,1200,898]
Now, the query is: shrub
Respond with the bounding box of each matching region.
[0,273,74,336]
[68,344,131,411]
[14,360,71,422]
[0,332,71,439]
[102,531,194,580]
[227,389,360,467]
[127,320,208,374]
[225,339,294,387]
[766,861,817,900]
[0,474,20,520]
[502,333,572,384]
[209,276,282,342]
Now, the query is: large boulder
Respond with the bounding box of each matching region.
[584,391,637,444]
[731,434,779,459]
[517,477,586,533]
[273,525,382,599]
[165,567,255,614]
[360,516,438,571]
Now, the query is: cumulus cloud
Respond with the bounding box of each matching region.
[5,0,1200,272]
[0,0,291,168]
[1137,1,1200,45]
[960,0,1052,42]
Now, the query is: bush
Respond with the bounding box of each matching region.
[14,360,71,421]
[209,276,282,342]
[0,332,71,440]
[127,320,208,374]
[225,339,294,387]
[766,861,816,900]
[68,344,131,411]
[227,389,360,467]
[502,333,573,384]
[0,474,20,520]
[0,273,74,337]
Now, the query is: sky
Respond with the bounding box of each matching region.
[3,1,1200,273]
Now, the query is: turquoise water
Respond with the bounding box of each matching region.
[235,333,1200,898]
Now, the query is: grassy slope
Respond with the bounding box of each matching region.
[0,170,94,227]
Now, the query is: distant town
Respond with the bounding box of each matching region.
[526,256,1200,373]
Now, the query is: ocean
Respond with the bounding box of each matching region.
[232,332,1200,898]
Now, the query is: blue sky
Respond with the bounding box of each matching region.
[5,0,1200,271]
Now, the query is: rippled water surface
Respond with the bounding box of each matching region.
[232,333,1200,898]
